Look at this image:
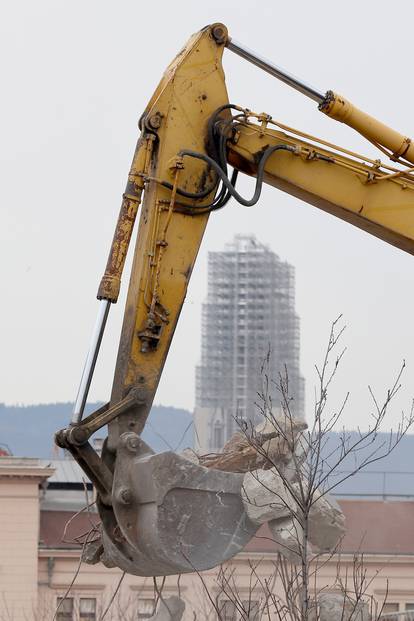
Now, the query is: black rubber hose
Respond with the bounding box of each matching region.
[178,144,296,207]
[160,105,244,200]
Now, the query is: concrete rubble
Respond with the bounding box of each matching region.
[254,416,308,472]
[307,488,346,552]
[240,416,345,560]
[193,415,308,473]
[241,469,346,559]
[241,468,292,525]
[182,414,346,563]
[81,538,104,565]
[179,448,200,465]
[148,596,185,621]
[268,516,305,563]
[308,593,370,621]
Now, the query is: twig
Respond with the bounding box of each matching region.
[100,572,126,620]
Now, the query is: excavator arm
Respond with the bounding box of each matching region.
[228,112,414,254]
[56,23,414,576]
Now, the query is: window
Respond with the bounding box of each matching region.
[213,421,224,449]
[242,600,260,620]
[406,604,414,610]
[382,603,399,614]
[137,599,155,619]
[56,597,73,620]
[220,600,237,621]
[219,600,260,620]
[56,597,97,621]
[80,598,96,621]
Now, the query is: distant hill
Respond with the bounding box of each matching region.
[1,403,414,497]
[320,430,414,497]
[0,402,193,458]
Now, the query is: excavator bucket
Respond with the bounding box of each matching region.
[97,433,258,576]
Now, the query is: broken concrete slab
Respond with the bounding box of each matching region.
[281,482,345,552]
[280,457,302,483]
[198,414,308,474]
[308,489,346,552]
[308,593,370,621]
[255,416,308,470]
[148,596,185,621]
[82,538,104,565]
[259,477,345,559]
[179,448,200,465]
[241,468,294,525]
[268,516,304,563]
[255,415,307,439]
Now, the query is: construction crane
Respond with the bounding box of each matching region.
[56,23,414,576]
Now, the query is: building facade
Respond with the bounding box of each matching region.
[1,456,414,621]
[195,235,304,452]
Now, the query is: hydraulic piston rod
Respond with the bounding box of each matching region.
[225,35,414,165]
[226,37,325,104]
[71,299,111,424]
[70,137,153,426]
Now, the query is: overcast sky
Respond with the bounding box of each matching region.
[2,0,414,431]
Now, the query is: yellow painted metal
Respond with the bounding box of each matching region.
[107,24,229,447]
[105,22,414,448]
[98,134,155,303]
[320,91,414,164]
[228,115,414,254]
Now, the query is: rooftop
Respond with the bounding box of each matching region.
[40,458,89,485]
[0,456,54,479]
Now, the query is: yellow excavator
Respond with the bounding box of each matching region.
[56,23,414,576]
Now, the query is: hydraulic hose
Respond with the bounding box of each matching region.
[179,144,296,207]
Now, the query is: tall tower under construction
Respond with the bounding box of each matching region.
[194,235,304,452]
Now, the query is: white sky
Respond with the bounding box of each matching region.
[2,0,414,431]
